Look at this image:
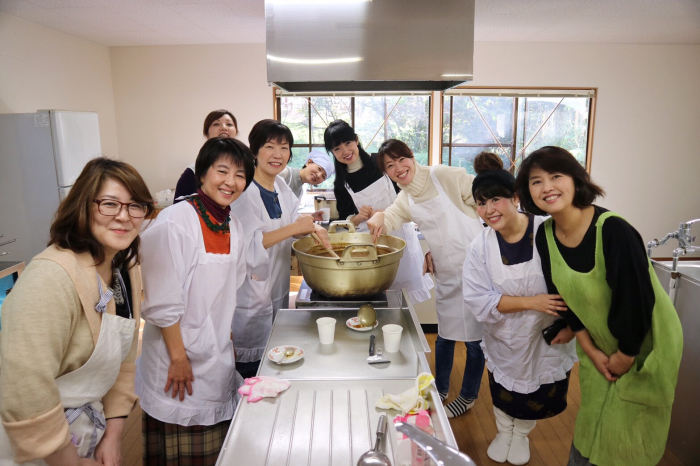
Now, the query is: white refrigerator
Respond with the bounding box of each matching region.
[0,111,102,265]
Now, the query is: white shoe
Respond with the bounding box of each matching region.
[487,408,514,463]
[507,418,536,465]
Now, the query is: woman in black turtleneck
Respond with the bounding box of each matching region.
[324,120,433,305]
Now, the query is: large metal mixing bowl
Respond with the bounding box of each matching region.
[292,221,406,298]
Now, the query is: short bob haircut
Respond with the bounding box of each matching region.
[49,157,155,269]
[194,137,255,190]
[203,109,238,138]
[514,146,605,215]
[247,119,294,159]
[473,151,503,174]
[376,139,414,173]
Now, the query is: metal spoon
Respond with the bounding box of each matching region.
[357,415,391,466]
[357,304,377,328]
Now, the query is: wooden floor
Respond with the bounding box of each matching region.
[119,332,685,465]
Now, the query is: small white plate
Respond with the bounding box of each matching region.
[268,345,304,364]
[346,317,379,332]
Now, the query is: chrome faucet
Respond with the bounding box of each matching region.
[647,219,700,258]
[648,219,700,303]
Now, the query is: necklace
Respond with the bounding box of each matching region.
[188,196,230,233]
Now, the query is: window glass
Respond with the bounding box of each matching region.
[279,94,430,189]
[280,96,309,144]
[442,93,591,171]
[310,97,352,145]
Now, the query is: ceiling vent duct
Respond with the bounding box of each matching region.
[265,0,474,93]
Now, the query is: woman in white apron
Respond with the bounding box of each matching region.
[174,109,239,203]
[136,138,254,464]
[463,165,577,465]
[323,121,432,303]
[231,120,331,379]
[367,139,485,418]
[0,158,151,464]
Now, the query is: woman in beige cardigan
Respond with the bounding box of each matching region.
[0,158,154,465]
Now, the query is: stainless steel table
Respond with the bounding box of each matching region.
[217,292,456,465]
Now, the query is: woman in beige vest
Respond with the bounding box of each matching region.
[0,158,153,465]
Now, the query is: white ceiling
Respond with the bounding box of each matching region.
[1,0,699,47]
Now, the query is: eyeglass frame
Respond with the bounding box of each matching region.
[93,199,149,219]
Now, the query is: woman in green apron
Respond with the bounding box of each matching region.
[514,146,682,466]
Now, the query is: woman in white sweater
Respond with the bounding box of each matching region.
[367,139,485,418]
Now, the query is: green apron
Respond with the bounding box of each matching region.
[545,212,682,466]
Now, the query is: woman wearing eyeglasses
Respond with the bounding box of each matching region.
[136,137,255,464]
[0,158,153,465]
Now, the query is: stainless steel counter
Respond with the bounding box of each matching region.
[218,292,455,465]
[260,307,420,380]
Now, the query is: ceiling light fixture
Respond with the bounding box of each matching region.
[267,55,363,65]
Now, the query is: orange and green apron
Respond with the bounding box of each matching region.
[545,212,682,466]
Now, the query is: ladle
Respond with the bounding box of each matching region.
[311,232,339,258]
[357,304,377,328]
[357,415,391,466]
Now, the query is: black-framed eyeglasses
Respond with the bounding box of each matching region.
[93,199,148,218]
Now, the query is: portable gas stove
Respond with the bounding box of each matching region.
[295,279,399,308]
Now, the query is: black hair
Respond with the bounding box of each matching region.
[194,137,255,190]
[514,146,604,215]
[376,139,415,173]
[248,119,294,161]
[323,120,377,191]
[474,184,515,203]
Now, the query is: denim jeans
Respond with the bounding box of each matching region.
[434,335,485,399]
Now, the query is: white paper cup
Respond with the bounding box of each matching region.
[320,207,331,221]
[317,317,336,344]
[382,324,403,352]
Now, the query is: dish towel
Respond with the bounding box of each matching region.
[375,372,435,415]
[238,376,291,403]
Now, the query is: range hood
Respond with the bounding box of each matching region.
[265,0,474,93]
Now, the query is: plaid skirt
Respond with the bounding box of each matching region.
[489,370,571,420]
[142,412,231,466]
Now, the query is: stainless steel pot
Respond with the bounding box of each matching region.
[314,195,339,220]
[292,221,406,298]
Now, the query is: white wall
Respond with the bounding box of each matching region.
[470,42,700,257]
[0,13,119,158]
[109,44,272,194]
[109,40,700,257]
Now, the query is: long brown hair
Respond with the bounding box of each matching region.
[49,157,154,269]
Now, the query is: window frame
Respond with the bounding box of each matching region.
[440,87,597,173]
[274,89,433,192]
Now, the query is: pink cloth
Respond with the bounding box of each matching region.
[237,376,291,402]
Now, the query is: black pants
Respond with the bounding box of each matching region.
[236,360,261,379]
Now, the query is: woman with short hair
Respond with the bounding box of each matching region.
[0,157,153,465]
[515,146,683,466]
[174,109,239,203]
[136,137,255,464]
[231,120,331,379]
